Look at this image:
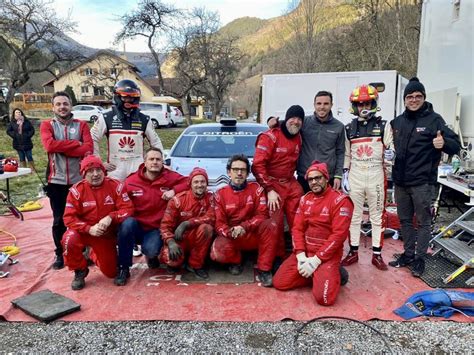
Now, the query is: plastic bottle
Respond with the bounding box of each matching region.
[452,156,461,173]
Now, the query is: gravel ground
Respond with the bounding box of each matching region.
[1,319,473,353]
[1,207,472,353]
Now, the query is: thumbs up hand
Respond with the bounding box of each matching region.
[433,130,445,149]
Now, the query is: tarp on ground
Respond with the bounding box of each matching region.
[0,199,471,322]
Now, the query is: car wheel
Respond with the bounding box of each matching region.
[151,119,159,129]
[90,115,98,123]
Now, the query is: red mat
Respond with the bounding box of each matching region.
[0,200,471,322]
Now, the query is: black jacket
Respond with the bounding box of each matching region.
[6,118,35,151]
[390,102,460,186]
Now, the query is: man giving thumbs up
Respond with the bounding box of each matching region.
[388,77,461,278]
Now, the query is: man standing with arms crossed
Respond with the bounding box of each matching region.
[40,91,93,269]
[252,105,304,259]
[160,167,215,279]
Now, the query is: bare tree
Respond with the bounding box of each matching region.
[115,0,180,95]
[198,36,244,121]
[0,0,78,111]
[276,0,326,73]
[166,7,218,125]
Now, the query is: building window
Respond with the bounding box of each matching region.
[81,86,89,94]
[109,86,114,93]
[85,68,93,76]
[453,0,461,21]
[93,86,105,96]
[110,67,118,76]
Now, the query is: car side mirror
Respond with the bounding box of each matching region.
[164,158,171,166]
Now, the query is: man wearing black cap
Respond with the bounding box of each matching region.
[252,105,304,258]
[389,77,461,277]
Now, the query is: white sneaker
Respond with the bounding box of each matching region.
[133,245,142,257]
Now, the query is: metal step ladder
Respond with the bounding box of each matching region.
[430,207,474,285]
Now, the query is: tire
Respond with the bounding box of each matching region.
[151,119,159,129]
[90,115,98,123]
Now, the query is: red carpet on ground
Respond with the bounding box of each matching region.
[0,199,471,323]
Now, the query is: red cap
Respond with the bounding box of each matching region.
[189,167,208,185]
[80,155,106,177]
[305,161,329,180]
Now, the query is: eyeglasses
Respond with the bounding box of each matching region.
[230,167,247,173]
[405,94,424,101]
[307,175,324,182]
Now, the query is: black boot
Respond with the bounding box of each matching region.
[52,255,64,270]
[114,268,131,286]
[257,269,273,287]
[71,268,89,290]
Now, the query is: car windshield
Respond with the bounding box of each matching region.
[172,126,264,158]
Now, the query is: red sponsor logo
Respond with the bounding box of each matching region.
[118,136,136,149]
[356,144,373,158]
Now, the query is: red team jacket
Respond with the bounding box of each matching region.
[292,187,353,262]
[160,190,216,243]
[125,164,188,231]
[214,182,269,238]
[63,177,134,236]
[252,127,302,190]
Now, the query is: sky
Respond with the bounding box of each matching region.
[54,0,290,52]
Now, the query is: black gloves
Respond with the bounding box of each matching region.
[167,240,183,261]
[174,221,190,241]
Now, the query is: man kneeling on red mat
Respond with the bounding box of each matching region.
[273,161,353,306]
[62,156,134,290]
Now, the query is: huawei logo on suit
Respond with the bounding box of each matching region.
[118,136,136,149]
[356,144,373,158]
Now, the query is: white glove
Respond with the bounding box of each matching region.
[342,169,350,194]
[300,255,321,278]
[384,149,395,161]
[296,252,307,275]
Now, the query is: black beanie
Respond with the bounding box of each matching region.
[404,77,426,99]
[285,105,305,122]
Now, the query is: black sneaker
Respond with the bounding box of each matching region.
[114,268,130,286]
[228,264,243,275]
[186,265,209,280]
[257,269,273,287]
[147,257,160,269]
[411,258,425,278]
[340,266,349,286]
[388,253,415,268]
[71,268,89,290]
[52,255,64,270]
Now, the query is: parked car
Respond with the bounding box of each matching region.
[170,106,184,126]
[140,102,183,128]
[71,105,104,122]
[164,118,267,191]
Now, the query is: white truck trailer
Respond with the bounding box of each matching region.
[417,0,473,150]
[260,70,408,125]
